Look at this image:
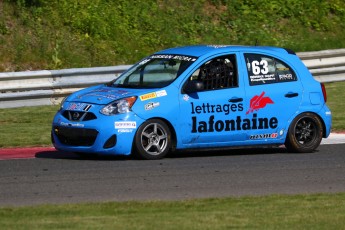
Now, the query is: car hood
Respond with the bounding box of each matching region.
[67,85,150,105]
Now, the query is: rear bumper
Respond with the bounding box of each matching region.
[320,104,332,138]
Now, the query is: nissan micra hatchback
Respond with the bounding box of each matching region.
[52,45,332,159]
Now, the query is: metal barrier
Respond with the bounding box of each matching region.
[297,49,345,83]
[1,49,345,108]
[0,65,131,108]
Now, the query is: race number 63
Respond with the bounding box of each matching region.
[252,60,269,75]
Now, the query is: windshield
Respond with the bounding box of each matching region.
[110,54,197,88]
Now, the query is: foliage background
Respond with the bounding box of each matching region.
[0,0,345,71]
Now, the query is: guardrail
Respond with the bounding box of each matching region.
[1,49,345,108]
[297,49,345,83]
[0,65,131,108]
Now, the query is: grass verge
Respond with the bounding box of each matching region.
[324,81,345,132]
[0,105,59,147]
[1,193,345,229]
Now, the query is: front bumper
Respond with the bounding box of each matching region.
[51,108,144,156]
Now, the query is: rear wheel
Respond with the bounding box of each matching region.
[285,113,323,153]
[134,119,171,160]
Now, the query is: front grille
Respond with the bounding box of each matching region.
[62,110,97,122]
[54,126,98,146]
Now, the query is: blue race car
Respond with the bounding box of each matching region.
[52,45,332,159]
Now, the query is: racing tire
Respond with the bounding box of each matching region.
[134,119,171,160]
[285,113,323,153]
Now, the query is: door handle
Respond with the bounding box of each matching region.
[285,92,299,98]
[229,97,243,103]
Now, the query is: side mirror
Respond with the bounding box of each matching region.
[184,80,204,93]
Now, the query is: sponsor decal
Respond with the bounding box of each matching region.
[139,58,151,66]
[139,55,197,66]
[140,90,167,101]
[145,102,160,110]
[191,114,278,133]
[156,90,167,97]
[140,92,157,101]
[115,121,137,129]
[207,45,230,48]
[59,121,85,128]
[246,92,274,114]
[117,129,133,133]
[278,74,294,80]
[190,93,278,133]
[250,133,278,140]
[191,102,243,115]
[249,74,275,83]
[150,54,197,62]
[84,105,92,111]
[82,89,130,100]
[67,103,92,111]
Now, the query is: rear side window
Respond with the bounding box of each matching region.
[244,53,297,86]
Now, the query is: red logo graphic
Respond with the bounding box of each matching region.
[246,91,274,114]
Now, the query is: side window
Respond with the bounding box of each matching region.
[189,55,238,90]
[244,53,296,86]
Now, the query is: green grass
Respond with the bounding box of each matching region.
[324,81,345,132]
[0,82,343,148]
[1,1,345,71]
[1,193,345,229]
[0,105,59,148]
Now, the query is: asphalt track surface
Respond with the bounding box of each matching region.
[0,134,345,207]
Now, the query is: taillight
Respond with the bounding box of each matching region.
[321,83,327,103]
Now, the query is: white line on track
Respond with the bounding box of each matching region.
[321,133,345,145]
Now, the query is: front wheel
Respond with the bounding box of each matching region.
[285,113,323,153]
[134,119,171,160]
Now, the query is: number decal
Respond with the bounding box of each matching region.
[252,61,261,75]
[260,60,269,74]
[251,60,269,75]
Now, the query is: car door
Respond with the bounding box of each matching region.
[241,52,303,142]
[178,54,248,147]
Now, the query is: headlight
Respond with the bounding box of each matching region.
[100,96,137,115]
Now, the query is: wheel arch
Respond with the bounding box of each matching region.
[285,111,324,153]
[155,117,177,151]
[132,117,177,152]
[287,111,327,138]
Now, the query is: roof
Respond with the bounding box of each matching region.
[155,45,295,57]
